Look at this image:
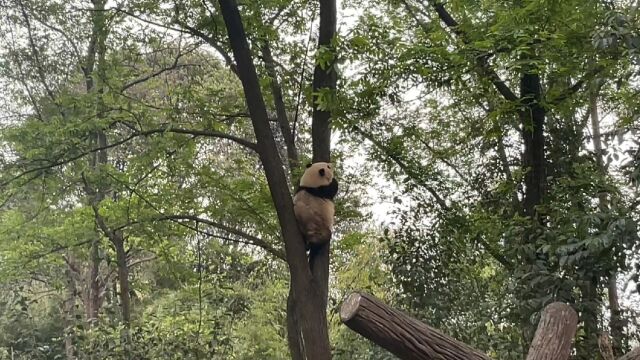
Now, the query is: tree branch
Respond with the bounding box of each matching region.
[261,42,299,170]
[353,125,450,211]
[121,54,197,91]
[149,214,285,261]
[547,65,604,105]
[1,126,256,187]
[177,22,240,75]
[217,0,330,358]
[127,255,157,268]
[27,240,93,263]
[412,1,519,102]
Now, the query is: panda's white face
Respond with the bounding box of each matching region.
[299,162,334,188]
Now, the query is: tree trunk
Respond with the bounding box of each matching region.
[63,266,77,360]
[591,88,625,356]
[87,236,100,324]
[340,292,491,360]
[286,287,304,360]
[600,332,615,360]
[113,231,132,359]
[526,302,578,360]
[217,0,331,358]
[83,0,108,329]
[520,73,546,220]
[311,0,337,164]
[114,233,131,326]
[609,274,624,355]
[577,277,601,359]
[308,0,337,316]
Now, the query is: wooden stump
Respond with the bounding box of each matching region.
[526,302,578,360]
[340,292,490,360]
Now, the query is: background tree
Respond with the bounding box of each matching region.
[340,0,640,358]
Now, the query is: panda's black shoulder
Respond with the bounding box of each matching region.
[296,178,338,200]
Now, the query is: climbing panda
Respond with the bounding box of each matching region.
[293,162,339,248]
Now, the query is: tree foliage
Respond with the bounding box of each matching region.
[0,0,640,359]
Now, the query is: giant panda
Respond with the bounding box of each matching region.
[293,162,339,248]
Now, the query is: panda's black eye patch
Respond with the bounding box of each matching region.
[327,165,331,169]
[306,163,312,168]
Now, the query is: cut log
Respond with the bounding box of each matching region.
[599,332,615,360]
[339,292,490,360]
[526,302,578,360]
[619,347,640,360]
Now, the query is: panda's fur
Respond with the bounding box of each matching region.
[293,162,338,247]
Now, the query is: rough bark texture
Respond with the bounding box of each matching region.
[309,0,337,317]
[217,0,331,358]
[619,347,640,360]
[340,292,491,360]
[526,302,578,360]
[600,332,615,360]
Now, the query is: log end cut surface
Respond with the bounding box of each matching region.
[340,292,362,323]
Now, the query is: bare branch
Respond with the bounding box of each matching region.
[121,40,203,91]
[353,125,450,211]
[408,0,519,102]
[177,22,239,75]
[127,255,156,268]
[152,214,285,261]
[547,65,604,105]
[102,171,286,261]
[17,0,59,103]
[1,126,256,187]
[27,240,93,263]
[122,63,195,91]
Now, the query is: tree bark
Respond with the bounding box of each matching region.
[619,347,640,360]
[591,89,625,356]
[87,236,100,324]
[609,274,624,355]
[114,233,131,326]
[520,73,546,220]
[340,292,491,360]
[261,43,298,171]
[287,287,304,360]
[600,332,616,360]
[63,266,77,360]
[83,0,108,329]
[311,0,337,164]
[308,0,337,329]
[525,302,578,360]
[217,0,331,358]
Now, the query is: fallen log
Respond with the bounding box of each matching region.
[526,302,578,360]
[339,292,490,360]
[620,347,640,360]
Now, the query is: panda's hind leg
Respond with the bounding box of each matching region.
[305,227,331,246]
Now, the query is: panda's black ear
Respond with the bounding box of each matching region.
[306,163,312,168]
